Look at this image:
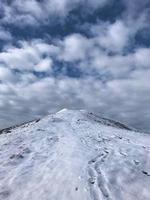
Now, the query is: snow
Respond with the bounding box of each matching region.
[0,109,150,200]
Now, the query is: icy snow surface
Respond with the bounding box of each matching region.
[0,109,150,200]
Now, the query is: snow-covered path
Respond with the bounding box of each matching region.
[0,109,150,200]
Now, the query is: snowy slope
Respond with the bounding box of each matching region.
[0,109,150,200]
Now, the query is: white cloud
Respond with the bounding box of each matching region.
[59,34,90,61]
[0,0,111,26]
[35,58,53,72]
[135,48,150,69]
[12,0,43,18]
[98,20,130,52]
[0,67,15,82]
[0,41,55,73]
[90,20,133,53]
[0,45,39,70]
[0,27,12,41]
[34,42,60,56]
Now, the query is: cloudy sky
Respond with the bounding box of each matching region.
[0,0,150,132]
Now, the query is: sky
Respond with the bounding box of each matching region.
[0,0,150,132]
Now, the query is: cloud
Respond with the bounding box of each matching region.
[58,34,90,61]
[0,41,55,73]
[0,0,111,26]
[0,37,150,132]
[123,0,150,20]
[90,20,130,52]
[0,0,149,30]
[0,0,150,133]
[35,58,53,72]
[0,67,15,82]
[134,48,150,69]
[0,27,12,41]
[0,69,150,131]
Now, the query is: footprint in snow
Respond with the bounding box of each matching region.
[9,147,31,160]
[37,129,45,131]
[134,160,140,165]
[0,190,11,198]
[142,171,150,176]
[88,177,95,184]
[10,154,24,159]
[51,117,63,123]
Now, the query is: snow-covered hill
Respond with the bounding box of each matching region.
[0,109,150,200]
